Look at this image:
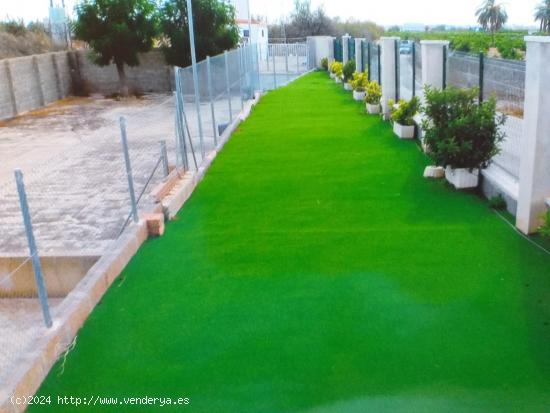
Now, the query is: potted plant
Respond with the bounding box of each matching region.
[390,97,420,139]
[342,60,355,90]
[330,62,343,83]
[365,81,381,114]
[422,86,506,189]
[321,57,329,72]
[350,71,368,101]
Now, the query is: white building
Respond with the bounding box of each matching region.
[228,0,269,48]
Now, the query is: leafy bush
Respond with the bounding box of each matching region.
[330,61,342,74]
[539,211,550,238]
[0,19,27,36]
[390,97,420,126]
[342,60,355,82]
[321,57,328,70]
[422,86,506,170]
[350,71,368,91]
[365,81,381,104]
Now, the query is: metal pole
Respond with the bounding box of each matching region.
[412,42,416,97]
[224,50,233,123]
[296,44,299,74]
[394,39,399,101]
[256,43,262,92]
[285,43,289,79]
[206,56,217,146]
[272,45,277,88]
[442,45,448,90]
[160,140,169,177]
[238,47,244,109]
[185,0,205,158]
[14,169,52,328]
[119,117,138,223]
[246,0,252,43]
[479,52,484,103]
[377,44,382,85]
[367,42,371,81]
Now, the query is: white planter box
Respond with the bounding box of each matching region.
[335,77,342,83]
[445,167,479,189]
[366,103,381,114]
[353,91,366,101]
[393,122,415,139]
[344,82,353,91]
[330,73,335,79]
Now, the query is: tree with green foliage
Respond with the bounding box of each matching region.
[73,0,159,96]
[535,0,550,33]
[476,0,508,46]
[159,0,239,68]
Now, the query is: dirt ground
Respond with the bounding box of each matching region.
[0,94,174,183]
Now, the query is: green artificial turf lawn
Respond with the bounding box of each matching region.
[31,72,550,412]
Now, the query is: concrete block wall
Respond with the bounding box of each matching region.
[75,49,173,95]
[0,49,173,121]
[0,52,73,121]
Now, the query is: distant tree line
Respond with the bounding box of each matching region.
[268,0,384,42]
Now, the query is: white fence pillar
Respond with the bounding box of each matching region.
[380,36,399,119]
[355,38,364,72]
[307,36,334,68]
[516,36,550,234]
[421,40,449,90]
[342,35,351,64]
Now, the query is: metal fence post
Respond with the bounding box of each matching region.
[285,44,289,78]
[160,140,169,177]
[367,42,371,81]
[272,45,277,88]
[238,47,244,109]
[394,39,400,101]
[296,44,299,74]
[442,45,447,90]
[14,169,52,328]
[119,117,138,223]
[206,56,218,146]
[224,50,233,123]
[256,43,262,92]
[377,44,382,85]
[479,52,484,103]
[412,42,416,97]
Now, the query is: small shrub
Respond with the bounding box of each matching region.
[0,19,27,36]
[422,86,506,170]
[390,97,420,126]
[489,194,507,210]
[342,60,355,83]
[350,71,368,92]
[321,57,328,71]
[539,211,550,238]
[365,81,381,104]
[330,61,343,78]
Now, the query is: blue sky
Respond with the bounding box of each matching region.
[3,0,542,27]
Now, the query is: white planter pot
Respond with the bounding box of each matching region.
[344,82,353,91]
[353,90,366,101]
[393,122,415,139]
[366,103,381,114]
[445,167,479,189]
[330,72,335,79]
[335,77,342,84]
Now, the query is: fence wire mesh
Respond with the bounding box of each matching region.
[446,49,525,179]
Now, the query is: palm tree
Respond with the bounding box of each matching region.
[476,0,508,46]
[535,0,550,33]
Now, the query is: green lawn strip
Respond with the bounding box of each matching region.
[31,72,550,412]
